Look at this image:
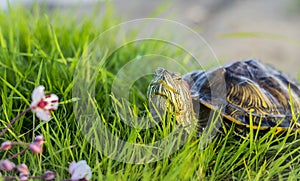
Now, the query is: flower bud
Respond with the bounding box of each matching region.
[42,170,56,180]
[1,141,12,150]
[29,143,43,154]
[17,164,29,174]
[19,173,29,181]
[0,159,16,171]
[33,135,44,146]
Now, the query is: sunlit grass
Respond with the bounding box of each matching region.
[0,3,300,181]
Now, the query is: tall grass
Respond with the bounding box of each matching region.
[0,3,300,180]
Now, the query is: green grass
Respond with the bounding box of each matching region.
[1,3,300,181]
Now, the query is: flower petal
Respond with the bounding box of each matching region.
[31,86,45,103]
[35,110,51,121]
[44,94,59,110]
[70,160,92,180]
[68,161,76,174]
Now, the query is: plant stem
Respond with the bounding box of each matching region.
[28,176,42,179]
[1,176,45,180]
[0,176,17,180]
[0,107,31,137]
[11,142,29,146]
[8,147,29,160]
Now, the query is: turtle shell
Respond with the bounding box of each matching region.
[183,59,300,130]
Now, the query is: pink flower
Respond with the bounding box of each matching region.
[69,160,92,181]
[17,164,29,174]
[33,135,44,146]
[42,170,56,180]
[0,159,16,171]
[19,173,29,181]
[0,141,12,150]
[29,135,45,154]
[30,86,59,121]
[29,143,43,154]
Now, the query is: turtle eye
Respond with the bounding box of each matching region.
[175,76,182,81]
[173,72,182,81]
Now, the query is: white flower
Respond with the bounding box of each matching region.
[69,160,92,181]
[30,86,59,121]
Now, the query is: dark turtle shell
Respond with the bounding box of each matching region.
[183,59,300,130]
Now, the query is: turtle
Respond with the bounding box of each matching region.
[147,59,300,135]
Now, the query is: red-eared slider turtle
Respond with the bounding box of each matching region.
[147,59,300,134]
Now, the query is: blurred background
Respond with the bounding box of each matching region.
[1,0,300,78]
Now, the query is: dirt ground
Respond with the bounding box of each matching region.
[3,0,300,78]
[112,0,300,79]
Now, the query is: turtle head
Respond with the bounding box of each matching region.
[147,68,195,133]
